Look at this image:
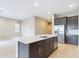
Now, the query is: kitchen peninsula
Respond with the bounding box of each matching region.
[18,34,58,58]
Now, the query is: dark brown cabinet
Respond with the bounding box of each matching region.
[29,36,58,58]
[49,38,54,54]
[66,35,78,45]
[67,16,78,29]
[54,17,67,25]
[29,41,44,58]
[66,16,78,45]
[43,39,50,57]
[18,36,58,58]
[54,37,58,49]
[30,45,44,58]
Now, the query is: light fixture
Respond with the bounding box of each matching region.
[69,4,73,7]
[0,8,4,11]
[34,2,38,6]
[0,8,4,12]
[48,11,51,14]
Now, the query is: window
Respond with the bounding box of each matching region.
[15,24,20,32]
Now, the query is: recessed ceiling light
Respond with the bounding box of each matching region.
[48,11,51,14]
[1,8,4,11]
[0,8,4,12]
[34,3,38,6]
[69,5,73,7]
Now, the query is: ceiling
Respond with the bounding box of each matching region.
[0,0,78,20]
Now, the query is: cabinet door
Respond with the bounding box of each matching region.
[43,39,50,57]
[55,17,66,25]
[54,36,58,49]
[30,46,39,58]
[66,16,78,45]
[30,46,44,58]
[54,18,60,25]
[49,37,54,54]
[67,16,78,29]
[29,41,44,58]
[66,35,78,45]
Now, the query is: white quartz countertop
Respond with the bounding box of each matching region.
[18,34,57,44]
[0,34,57,45]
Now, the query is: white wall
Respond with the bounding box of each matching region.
[52,14,55,35]
[78,8,79,45]
[21,17,35,37]
[0,17,21,40]
[21,16,51,36]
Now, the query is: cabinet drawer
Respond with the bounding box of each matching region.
[30,41,44,46]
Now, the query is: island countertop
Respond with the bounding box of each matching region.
[18,34,57,44]
[18,34,58,58]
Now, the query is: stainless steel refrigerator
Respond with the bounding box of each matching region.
[55,25,65,43]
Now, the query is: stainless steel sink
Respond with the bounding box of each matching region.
[40,36,48,38]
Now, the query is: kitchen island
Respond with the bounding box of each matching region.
[18,35,58,58]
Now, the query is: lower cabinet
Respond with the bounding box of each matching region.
[65,35,78,45]
[54,37,58,49]
[18,36,58,58]
[30,45,44,58]
[49,37,54,54]
[43,39,50,57]
[29,41,45,58]
[29,36,58,58]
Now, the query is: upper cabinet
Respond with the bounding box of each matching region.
[54,17,67,25]
[66,16,78,45]
[67,16,78,29]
